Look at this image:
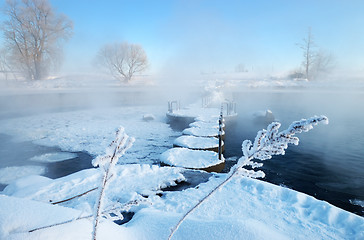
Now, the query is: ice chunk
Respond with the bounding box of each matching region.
[160,148,223,168]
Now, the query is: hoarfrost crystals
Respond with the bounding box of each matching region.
[92,126,134,240]
[238,115,329,178]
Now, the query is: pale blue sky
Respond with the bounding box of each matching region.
[2,0,364,75]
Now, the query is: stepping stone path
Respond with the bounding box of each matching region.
[162,105,234,172]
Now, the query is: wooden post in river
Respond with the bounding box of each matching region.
[218,106,223,160]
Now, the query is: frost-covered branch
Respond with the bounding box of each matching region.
[92,127,135,240]
[238,115,329,173]
[168,115,328,240]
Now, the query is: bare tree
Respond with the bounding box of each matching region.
[311,49,335,78]
[298,28,334,80]
[1,0,73,80]
[298,28,316,80]
[97,42,148,83]
[0,48,11,81]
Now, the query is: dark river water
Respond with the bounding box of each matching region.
[0,89,363,217]
[223,89,364,216]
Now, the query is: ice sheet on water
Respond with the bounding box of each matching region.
[29,152,78,163]
[0,106,175,164]
[0,166,46,185]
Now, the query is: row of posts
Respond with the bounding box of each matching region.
[168,101,180,113]
[169,100,236,116]
[221,101,236,116]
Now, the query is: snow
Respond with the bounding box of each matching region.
[29,152,78,163]
[195,115,221,123]
[173,135,223,150]
[0,194,134,240]
[167,106,221,120]
[160,148,224,169]
[182,127,224,138]
[0,194,81,239]
[139,176,364,240]
[0,92,363,239]
[0,105,176,165]
[3,164,185,209]
[189,121,225,129]
[0,166,46,185]
[1,164,186,240]
[142,113,155,121]
[2,173,363,240]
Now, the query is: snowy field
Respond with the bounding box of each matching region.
[0,79,363,239]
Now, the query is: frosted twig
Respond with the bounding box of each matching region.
[50,187,98,205]
[92,127,135,240]
[168,115,328,240]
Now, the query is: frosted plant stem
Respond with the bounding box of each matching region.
[168,157,249,240]
[91,127,134,240]
[92,172,108,240]
[92,153,116,240]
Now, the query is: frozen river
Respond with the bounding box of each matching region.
[0,88,363,216]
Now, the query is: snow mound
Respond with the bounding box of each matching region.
[2,175,53,197]
[167,107,220,120]
[189,121,225,129]
[2,174,363,240]
[3,164,185,211]
[195,115,220,123]
[0,195,130,240]
[0,166,46,185]
[0,195,81,239]
[182,127,223,138]
[160,148,223,168]
[173,135,223,150]
[29,152,77,163]
[253,109,275,123]
[141,176,364,240]
[142,114,155,121]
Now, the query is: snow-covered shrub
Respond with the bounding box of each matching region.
[91,127,135,240]
[168,115,329,240]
